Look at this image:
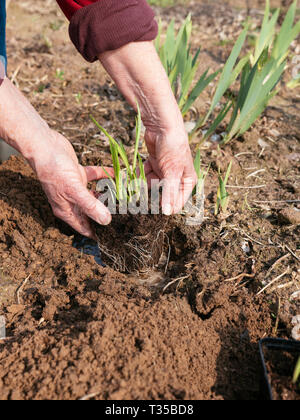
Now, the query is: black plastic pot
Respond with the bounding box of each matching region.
[259,338,300,400]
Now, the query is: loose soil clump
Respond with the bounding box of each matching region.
[94,213,169,273]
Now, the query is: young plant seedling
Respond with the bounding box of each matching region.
[194,0,300,144]
[293,357,300,387]
[90,104,147,208]
[191,24,250,141]
[215,161,232,216]
[90,106,170,274]
[156,15,220,118]
[287,73,300,89]
[221,0,300,144]
[55,68,64,80]
[193,149,209,196]
[182,149,209,226]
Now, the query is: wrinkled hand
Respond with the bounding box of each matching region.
[31,131,113,239]
[144,126,197,215]
[99,42,197,215]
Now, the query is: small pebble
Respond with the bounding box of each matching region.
[290,290,300,301]
[211,134,221,143]
[279,208,300,225]
[269,129,280,138]
[184,121,197,134]
[258,138,268,149]
[292,323,300,341]
[292,315,300,326]
[287,153,300,162]
[241,240,251,254]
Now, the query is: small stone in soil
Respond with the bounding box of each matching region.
[290,291,300,301]
[279,208,300,225]
[184,121,197,134]
[211,134,221,143]
[291,323,300,341]
[258,138,269,150]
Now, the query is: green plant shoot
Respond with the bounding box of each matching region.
[90,104,147,205]
[190,23,250,140]
[156,15,220,117]
[215,161,232,215]
[293,357,300,386]
[287,73,300,89]
[221,0,300,143]
[193,149,209,196]
[194,1,300,144]
[251,0,279,65]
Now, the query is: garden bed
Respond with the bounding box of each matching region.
[0,0,299,400]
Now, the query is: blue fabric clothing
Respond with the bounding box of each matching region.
[0,0,7,72]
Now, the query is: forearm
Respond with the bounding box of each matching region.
[0,78,112,234]
[99,41,195,215]
[0,77,53,169]
[99,41,184,132]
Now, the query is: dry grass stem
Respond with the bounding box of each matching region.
[257,268,290,296]
[266,253,289,278]
[226,184,266,189]
[163,275,190,293]
[15,274,31,305]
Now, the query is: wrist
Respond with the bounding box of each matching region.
[99,41,184,132]
[9,125,54,173]
[0,78,56,169]
[144,125,190,162]
[23,130,57,173]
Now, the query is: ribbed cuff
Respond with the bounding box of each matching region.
[69,0,158,63]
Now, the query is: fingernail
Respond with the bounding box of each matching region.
[99,213,111,226]
[163,204,172,216]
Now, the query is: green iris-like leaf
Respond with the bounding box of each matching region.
[90,104,146,205]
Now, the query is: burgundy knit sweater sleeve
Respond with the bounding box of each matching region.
[56,0,158,62]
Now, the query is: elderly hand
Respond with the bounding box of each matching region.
[0,78,112,239]
[99,41,197,216]
[144,126,197,215]
[32,130,113,239]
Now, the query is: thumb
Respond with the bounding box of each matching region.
[71,186,112,226]
[84,166,114,182]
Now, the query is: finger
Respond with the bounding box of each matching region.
[72,204,98,240]
[144,160,153,176]
[173,176,196,214]
[173,163,197,213]
[84,166,114,182]
[53,205,95,239]
[146,171,160,189]
[161,176,181,216]
[70,186,112,226]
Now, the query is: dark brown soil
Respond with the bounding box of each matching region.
[265,350,300,400]
[0,0,299,401]
[94,213,169,273]
[0,155,289,400]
